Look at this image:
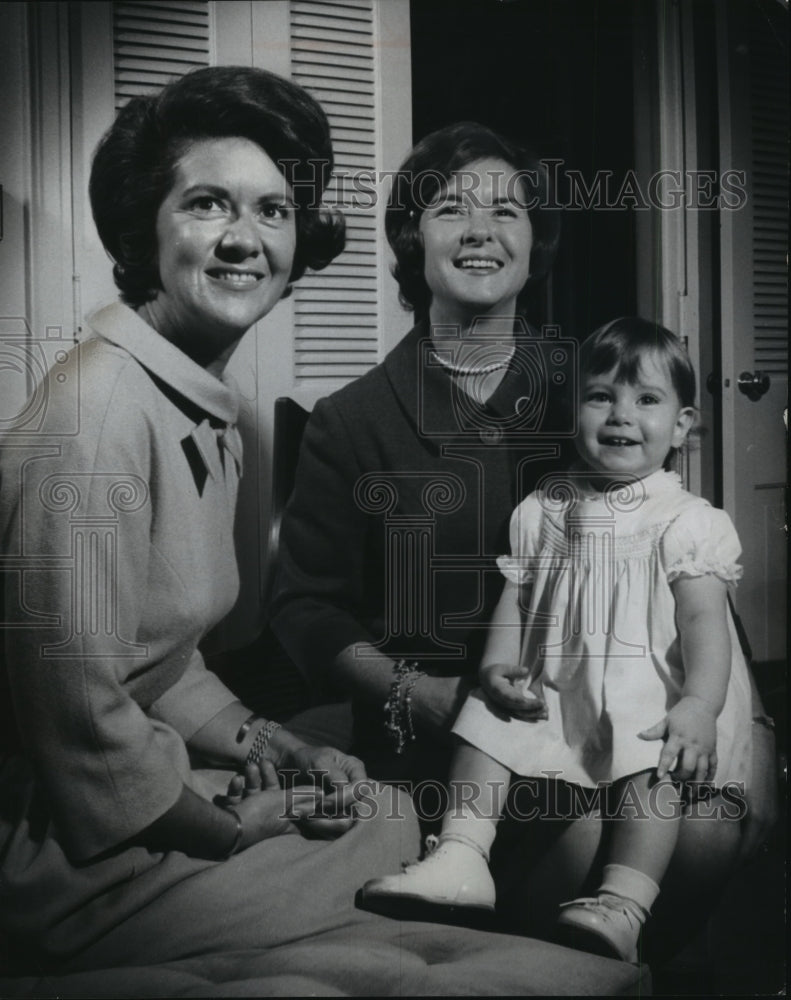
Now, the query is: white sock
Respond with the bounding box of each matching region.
[599,863,660,917]
[441,808,498,860]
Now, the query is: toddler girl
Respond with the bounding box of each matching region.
[360,318,752,963]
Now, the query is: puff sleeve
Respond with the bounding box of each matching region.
[496,493,543,584]
[661,502,743,586]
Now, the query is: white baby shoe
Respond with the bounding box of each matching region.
[556,892,645,963]
[358,835,496,923]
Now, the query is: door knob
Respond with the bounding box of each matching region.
[737,371,770,400]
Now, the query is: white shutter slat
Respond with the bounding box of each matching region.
[292,13,372,38]
[292,25,374,46]
[308,91,375,110]
[295,294,377,309]
[332,128,376,144]
[297,292,376,302]
[344,234,377,246]
[297,354,378,368]
[113,6,205,32]
[337,221,376,234]
[330,154,375,171]
[296,329,379,341]
[292,45,372,66]
[292,44,374,65]
[296,340,378,350]
[116,57,208,78]
[291,0,378,382]
[295,310,376,322]
[298,340,379,352]
[116,34,209,52]
[292,64,374,86]
[296,364,374,378]
[292,0,373,17]
[293,61,373,81]
[316,267,377,281]
[297,272,377,286]
[323,113,377,130]
[298,285,377,297]
[332,143,375,158]
[311,240,375,257]
[115,22,209,41]
[118,2,209,14]
[112,1,211,111]
[331,208,376,221]
[749,21,788,377]
[324,249,377,263]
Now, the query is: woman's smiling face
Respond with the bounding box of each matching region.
[419,157,534,327]
[147,136,297,367]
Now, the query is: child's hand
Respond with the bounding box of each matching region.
[638,695,718,783]
[480,662,548,720]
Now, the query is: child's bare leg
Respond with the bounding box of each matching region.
[607,770,682,883]
[558,770,682,962]
[441,741,511,855]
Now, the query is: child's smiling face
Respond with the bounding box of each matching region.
[575,352,695,480]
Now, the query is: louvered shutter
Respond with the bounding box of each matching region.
[750,23,788,378]
[113,1,212,108]
[109,0,401,384]
[715,1,788,663]
[289,0,380,382]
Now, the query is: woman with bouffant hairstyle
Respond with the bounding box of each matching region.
[0,65,419,974]
[385,122,559,318]
[273,120,563,778]
[90,64,344,307]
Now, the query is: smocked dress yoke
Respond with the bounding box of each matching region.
[452,469,752,789]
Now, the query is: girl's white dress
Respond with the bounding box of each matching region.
[453,469,752,789]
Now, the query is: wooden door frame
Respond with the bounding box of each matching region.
[0,3,75,413]
[633,1,714,501]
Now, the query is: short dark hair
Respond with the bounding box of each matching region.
[384,121,561,317]
[90,65,344,306]
[580,317,697,407]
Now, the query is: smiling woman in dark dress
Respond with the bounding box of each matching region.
[272,122,564,783]
[271,121,777,955]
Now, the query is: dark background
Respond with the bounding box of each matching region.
[410,0,639,341]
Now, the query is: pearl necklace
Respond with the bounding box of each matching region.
[431,346,515,377]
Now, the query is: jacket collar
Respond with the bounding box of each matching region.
[86,302,240,426]
[382,318,555,445]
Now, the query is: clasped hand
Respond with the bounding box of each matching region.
[638,694,719,784]
[479,662,548,720]
[225,746,367,846]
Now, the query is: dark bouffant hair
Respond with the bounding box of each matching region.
[384,121,561,317]
[90,66,345,306]
[580,317,697,407]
